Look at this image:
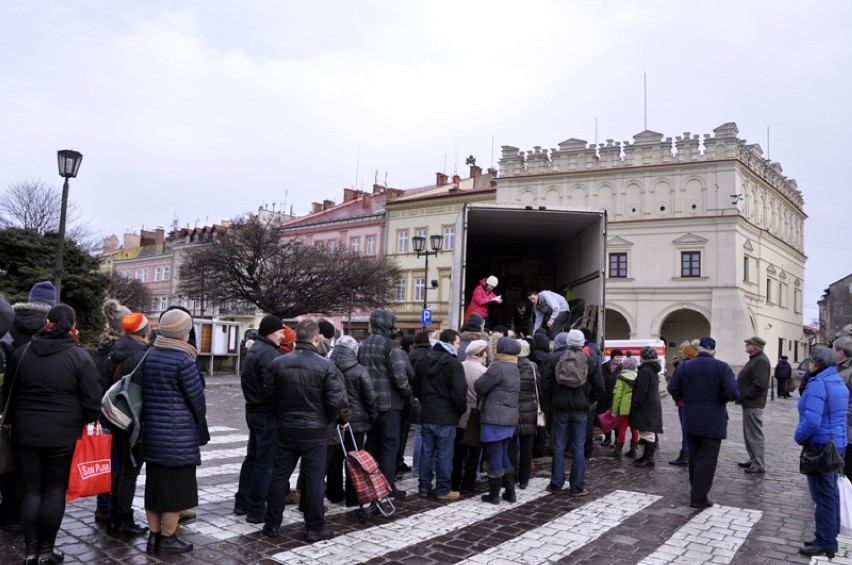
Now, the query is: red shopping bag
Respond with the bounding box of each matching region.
[66,422,112,502]
[598,409,619,435]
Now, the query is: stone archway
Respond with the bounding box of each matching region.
[659,308,711,374]
[604,308,631,340]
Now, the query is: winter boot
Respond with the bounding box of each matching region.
[669,450,688,466]
[634,441,656,468]
[626,440,639,459]
[481,476,502,505]
[608,441,624,459]
[109,512,148,536]
[145,532,160,555]
[157,533,193,555]
[502,471,517,503]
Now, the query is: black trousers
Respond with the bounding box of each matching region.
[451,427,482,491]
[265,435,327,533]
[17,443,75,555]
[686,435,721,504]
[110,427,143,516]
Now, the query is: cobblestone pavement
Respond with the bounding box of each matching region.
[2,376,848,564]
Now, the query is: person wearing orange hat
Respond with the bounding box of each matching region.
[279,326,296,353]
[100,312,151,538]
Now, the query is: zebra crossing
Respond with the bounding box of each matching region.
[129,425,773,563]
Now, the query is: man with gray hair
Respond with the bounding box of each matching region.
[833,335,852,481]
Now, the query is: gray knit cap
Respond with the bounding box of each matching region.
[158,309,192,339]
[810,346,838,370]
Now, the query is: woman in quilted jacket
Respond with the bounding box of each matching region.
[608,356,640,460]
[140,309,206,556]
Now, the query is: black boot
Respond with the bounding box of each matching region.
[157,533,193,555]
[634,442,656,468]
[481,476,502,505]
[669,450,688,466]
[502,471,517,503]
[146,532,160,555]
[109,513,148,536]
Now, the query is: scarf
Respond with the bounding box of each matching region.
[154,334,198,360]
[494,353,518,364]
[47,321,79,342]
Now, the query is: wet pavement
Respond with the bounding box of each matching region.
[1,376,847,564]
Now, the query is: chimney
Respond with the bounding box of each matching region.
[311,202,323,213]
[436,172,449,187]
[386,188,404,202]
[469,165,482,178]
[452,174,461,185]
[373,183,384,195]
[362,193,372,208]
[343,188,358,202]
[323,199,334,211]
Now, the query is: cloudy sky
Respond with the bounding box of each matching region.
[1,1,849,323]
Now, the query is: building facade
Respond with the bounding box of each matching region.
[819,273,852,343]
[496,122,807,370]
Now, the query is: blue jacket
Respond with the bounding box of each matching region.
[795,366,848,447]
[667,352,738,439]
[141,347,207,467]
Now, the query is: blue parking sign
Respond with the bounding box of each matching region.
[421,308,432,326]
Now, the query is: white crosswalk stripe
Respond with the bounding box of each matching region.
[459,490,661,564]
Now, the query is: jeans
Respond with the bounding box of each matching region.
[418,424,455,496]
[676,406,688,452]
[17,443,75,555]
[264,435,327,533]
[412,425,422,476]
[807,467,844,549]
[366,410,401,490]
[235,412,276,517]
[550,411,586,492]
[742,407,765,471]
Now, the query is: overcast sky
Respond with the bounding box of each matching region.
[1,1,849,324]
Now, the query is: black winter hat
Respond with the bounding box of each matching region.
[258,315,284,337]
[318,319,336,340]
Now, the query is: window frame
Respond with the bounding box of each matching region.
[397,230,409,254]
[609,252,628,278]
[681,251,701,278]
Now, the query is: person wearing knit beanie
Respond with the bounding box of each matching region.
[122,313,149,337]
[158,309,193,340]
[103,298,132,332]
[279,326,296,350]
[28,281,57,307]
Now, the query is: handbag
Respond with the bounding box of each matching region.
[786,378,797,394]
[839,475,852,536]
[598,409,619,435]
[799,379,845,475]
[461,396,483,448]
[66,422,113,502]
[0,343,31,475]
[101,350,151,431]
[532,364,546,428]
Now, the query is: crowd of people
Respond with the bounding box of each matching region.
[2,276,852,561]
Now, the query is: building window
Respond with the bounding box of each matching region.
[416,228,427,240]
[366,235,376,256]
[395,278,406,302]
[135,268,143,281]
[766,278,773,303]
[350,237,361,253]
[414,277,426,302]
[443,226,455,251]
[163,265,170,280]
[794,288,802,313]
[397,230,409,254]
[315,240,325,250]
[681,252,701,278]
[154,266,162,281]
[160,296,168,311]
[609,253,628,278]
[328,239,339,253]
[743,257,750,282]
[151,297,159,312]
[779,282,788,308]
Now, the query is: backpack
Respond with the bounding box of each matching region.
[101,350,150,431]
[555,348,588,388]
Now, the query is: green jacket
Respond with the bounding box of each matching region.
[611,370,637,416]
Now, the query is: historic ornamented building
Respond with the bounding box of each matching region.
[496,122,807,370]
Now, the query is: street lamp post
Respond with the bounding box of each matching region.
[413,234,443,329]
[55,149,83,301]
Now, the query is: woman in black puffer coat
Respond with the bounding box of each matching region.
[8,304,101,565]
[329,336,378,506]
[512,340,540,489]
[631,347,664,468]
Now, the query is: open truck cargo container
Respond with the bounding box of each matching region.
[448,203,607,338]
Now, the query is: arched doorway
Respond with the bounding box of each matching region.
[604,309,631,340]
[659,309,711,375]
